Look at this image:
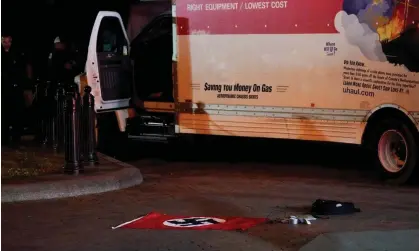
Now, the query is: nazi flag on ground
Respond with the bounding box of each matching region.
[112,212,267,231]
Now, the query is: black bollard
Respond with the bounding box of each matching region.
[33,78,42,142]
[63,83,83,175]
[74,86,84,162]
[54,83,66,151]
[40,80,50,146]
[82,86,99,166]
[50,85,58,151]
[46,81,59,149]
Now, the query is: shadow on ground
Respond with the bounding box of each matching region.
[108,136,372,168]
[99,136,385,183]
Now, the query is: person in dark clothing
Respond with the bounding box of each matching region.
[1,34,32,145]
[47,36,77,84]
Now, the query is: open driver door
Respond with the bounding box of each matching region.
[86,11,132,113]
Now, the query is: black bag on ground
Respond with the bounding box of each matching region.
[311,199,361,216]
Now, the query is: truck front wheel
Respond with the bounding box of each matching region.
[371,119,418,185]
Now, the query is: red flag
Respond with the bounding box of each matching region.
[113,212,267,231]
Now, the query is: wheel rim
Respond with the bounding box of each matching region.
[378,130,408,173]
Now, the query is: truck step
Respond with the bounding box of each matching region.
[127,134,173,143]
[126,113,176,139]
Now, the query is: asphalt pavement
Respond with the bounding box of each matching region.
[2,137,419,251]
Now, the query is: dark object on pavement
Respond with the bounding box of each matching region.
[311,199,361,216]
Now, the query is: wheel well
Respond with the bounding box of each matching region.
[97,112,120,132]
[96,112,122,147]
[362,107,419,147]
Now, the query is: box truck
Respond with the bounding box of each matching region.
[75,0,419,184]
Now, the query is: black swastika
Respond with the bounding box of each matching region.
[166,218,221,227]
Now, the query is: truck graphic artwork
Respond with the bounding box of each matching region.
[341,0,419,72]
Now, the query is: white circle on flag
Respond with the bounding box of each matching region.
[163,217,226,228]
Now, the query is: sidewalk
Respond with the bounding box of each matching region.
[1,143,143,203]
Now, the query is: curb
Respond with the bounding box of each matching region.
[1,153,143,203]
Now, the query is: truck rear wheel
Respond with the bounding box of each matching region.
[371,118,418,185]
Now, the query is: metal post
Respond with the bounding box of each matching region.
[47,81,59,149]
[33,78,41,142]
[51,85,58,151]
[40,80,50,146]
[64,83,83,175]
[73,85,84,162]
[55,83,66,152]
[82,86,99,166]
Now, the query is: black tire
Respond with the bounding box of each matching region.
[370,118,418,185]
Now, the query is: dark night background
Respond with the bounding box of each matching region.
[2,0,132,77]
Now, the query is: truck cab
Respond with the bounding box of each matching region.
[78,1,176,144]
